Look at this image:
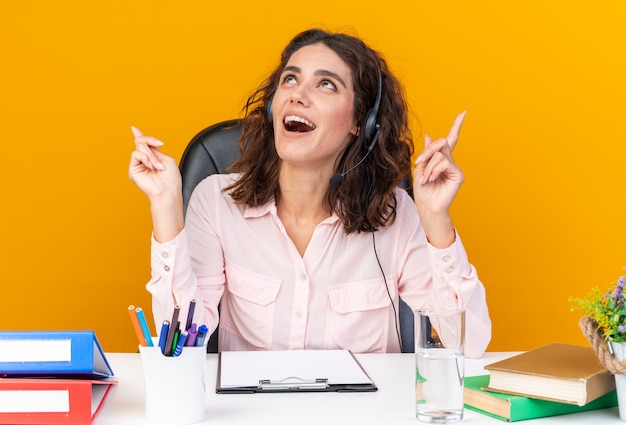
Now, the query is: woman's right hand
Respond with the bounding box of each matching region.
[129,126,184,242]
[128,126,181,201]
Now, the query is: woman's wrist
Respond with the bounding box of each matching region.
[150,193,184,243]
[418,210,455,248]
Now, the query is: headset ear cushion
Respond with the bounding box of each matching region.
[266,101,273,124]
[363,108,377,144]
[362,69,382,146]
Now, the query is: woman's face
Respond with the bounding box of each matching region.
[271,43,358,178]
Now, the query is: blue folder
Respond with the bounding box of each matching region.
[0,330,113,378]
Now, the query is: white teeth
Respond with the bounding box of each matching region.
[284,115,316,129]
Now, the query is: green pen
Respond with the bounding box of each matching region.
[171,328,180,357]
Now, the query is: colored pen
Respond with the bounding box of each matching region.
[173,330,188,357]
[185,323,198,346]
[185,299,196,331]
[164,305,180,356]
[128,305,147,347]
[158,320,170,354]
[195,324,208,347]
[135,307,154,347]
[171,327,180,356]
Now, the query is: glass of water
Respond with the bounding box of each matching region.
[415,309,465,423]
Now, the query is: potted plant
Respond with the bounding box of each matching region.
[571,273,626,421]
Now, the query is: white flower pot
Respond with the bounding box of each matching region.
[609,341,626,422]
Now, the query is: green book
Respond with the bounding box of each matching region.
[464,375,617,422]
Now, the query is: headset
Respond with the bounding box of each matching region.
[361,68,383,152]
[329,68,383,185]
[267,99,274,124]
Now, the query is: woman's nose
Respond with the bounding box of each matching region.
[289,85,309,106]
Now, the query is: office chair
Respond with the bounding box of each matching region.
[179,119,415,353]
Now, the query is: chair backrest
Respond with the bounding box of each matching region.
[178,119,414,353]
[180,119,242,217]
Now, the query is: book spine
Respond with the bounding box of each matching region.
[0,378,115,424]
[0,331,94,374]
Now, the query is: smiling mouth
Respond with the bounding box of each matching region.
[284,115,316,133]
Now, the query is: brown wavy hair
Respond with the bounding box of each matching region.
[226,28,413,234]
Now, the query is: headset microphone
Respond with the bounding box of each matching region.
[329,130,379,185]
[329,68,382,186]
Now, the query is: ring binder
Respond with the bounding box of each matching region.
[0,330,113,378]
[259,377,329,391]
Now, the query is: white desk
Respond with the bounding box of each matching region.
[95,352,621,424]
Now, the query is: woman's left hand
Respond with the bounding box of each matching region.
[413,111,467,247]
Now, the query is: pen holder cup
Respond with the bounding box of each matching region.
[139,341,207,425]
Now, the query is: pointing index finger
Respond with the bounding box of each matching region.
[131,126,165,148]
[446,111,467,151]
[131,125,144,138]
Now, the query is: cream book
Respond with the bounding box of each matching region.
[484,342,615,406]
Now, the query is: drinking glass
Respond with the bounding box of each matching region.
[415,309,465,423]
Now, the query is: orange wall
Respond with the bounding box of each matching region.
[1,2,624,353]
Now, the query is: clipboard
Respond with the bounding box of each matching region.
[216,350,377,393]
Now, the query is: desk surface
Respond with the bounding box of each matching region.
[95,352,620,424]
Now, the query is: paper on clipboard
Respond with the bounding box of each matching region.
[217,350,377,393]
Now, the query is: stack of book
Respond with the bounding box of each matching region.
[465,342,618,422]
[0,330,116,425]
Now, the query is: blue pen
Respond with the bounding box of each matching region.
[195,324,208,347]
[158,320,170,354]
[135,307,154,347]
[173,330,188,357]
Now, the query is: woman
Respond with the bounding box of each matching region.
[129,29,491,356]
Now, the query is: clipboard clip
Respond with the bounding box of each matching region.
[259,376,329,391]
